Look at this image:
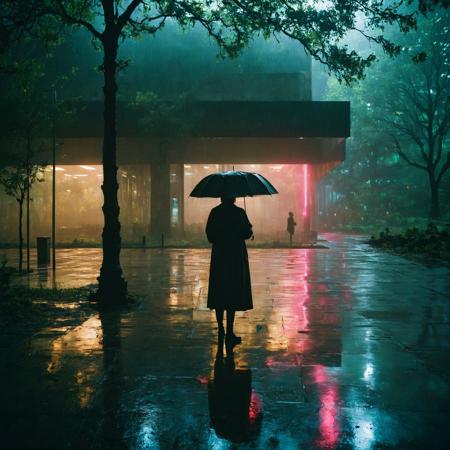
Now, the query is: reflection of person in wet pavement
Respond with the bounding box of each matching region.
[208,348,262,442]
[287,211,296,246]
[206,197,253,348]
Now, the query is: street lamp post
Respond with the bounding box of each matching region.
[52,90,57,273]
[26,135,30,273]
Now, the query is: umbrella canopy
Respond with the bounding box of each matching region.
[190,171,278,198]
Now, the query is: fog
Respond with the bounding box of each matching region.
[26,21,311,103]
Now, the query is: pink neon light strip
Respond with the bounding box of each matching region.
[303,164,308,217]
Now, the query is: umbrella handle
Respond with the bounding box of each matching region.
[244,197,253,240]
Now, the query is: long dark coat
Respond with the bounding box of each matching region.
[206,203,253,311]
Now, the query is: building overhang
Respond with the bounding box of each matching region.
[57,136,345,165]
[1,100,350,165]
[59,100,350,139]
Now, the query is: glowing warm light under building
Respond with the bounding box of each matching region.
[0,162,323,244]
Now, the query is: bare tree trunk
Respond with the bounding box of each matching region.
[96,33,127,303]
[18,198,23,272]
[429,173,440,219]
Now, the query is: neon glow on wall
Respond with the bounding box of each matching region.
[303,164,308,217]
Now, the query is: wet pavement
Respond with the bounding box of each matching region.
[1,234,450,449]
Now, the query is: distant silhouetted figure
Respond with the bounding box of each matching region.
[287,211,296,246]
[206,197,253,348]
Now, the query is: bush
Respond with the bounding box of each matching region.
[369,223,450,260]
[0,257,16,300]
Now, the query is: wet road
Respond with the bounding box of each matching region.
[1,234,450,449]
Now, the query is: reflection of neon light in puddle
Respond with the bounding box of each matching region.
[249,389,262,422]
[298,251,310,351]
[303,164,308,217]
[314,365,340,449]
[138,405,160,449]
[264,251,312,358]
[363,362,374,381]
[352,418,375,448]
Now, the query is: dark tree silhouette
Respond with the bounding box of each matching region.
[1,0,447,302]
[388,13,450,219]
[0,63,70,271]
[369,11,450,219]
[0,155,45,272]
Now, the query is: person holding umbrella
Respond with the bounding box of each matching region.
[206,196,253,348]
[190,171,278,349]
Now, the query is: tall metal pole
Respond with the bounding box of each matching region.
[52,89,57,272]
[26,133,30,273]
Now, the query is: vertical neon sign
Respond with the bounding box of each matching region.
[303,164,308,217]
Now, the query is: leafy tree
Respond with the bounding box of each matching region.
[380,11,450,219]
[0,154,46,272]
[0,63,72,271]
[2,0,447,303]
[325,77,426,229]
[325,9,450,226]
[130,91,190,136]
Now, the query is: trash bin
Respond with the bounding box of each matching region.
[36,237,51,265]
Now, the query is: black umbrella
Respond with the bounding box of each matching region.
[190,171,278,198]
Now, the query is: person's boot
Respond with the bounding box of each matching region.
[225,332,242,347]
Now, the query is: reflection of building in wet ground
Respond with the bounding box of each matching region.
[2,235,450,448]
[0,25,349,245]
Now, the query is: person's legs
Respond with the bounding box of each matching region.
[216,308,225,336]
[225,309,241,346]
[226,309,235,335]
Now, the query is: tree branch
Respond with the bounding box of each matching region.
[117,0,142,31]
[437,151,450,185]
[382,118,429,162]
[52,0,102,39]
[391,135,428,171]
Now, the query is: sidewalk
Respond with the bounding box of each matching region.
[1,234,449,449]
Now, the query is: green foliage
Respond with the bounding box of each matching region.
[369,223,450,261]
[0,257,16,300]
[324,8,450,225]
[0,60,77,201]
[0,284,96,333]
[0,155,46,203]
[2,1,448,83]
[1,59,78,136]
[129,91,191,137]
